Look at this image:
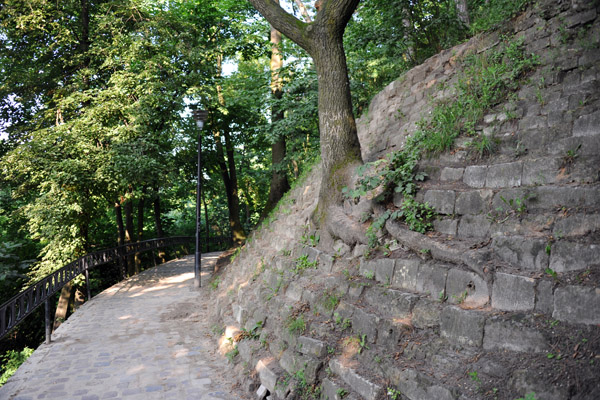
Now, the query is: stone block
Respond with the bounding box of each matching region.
[440,167,464,182]
[440,306,485,347]
[485,162,523,188]
[329,359,384,400]
[318,253,335,273]
[455,190,492,215]
[359,259,377,279]
[573,111,600,137]
[446,269,489,307]
[565,8,597,28]
[522,158,561,185]
[297,336,326,358]
[549,241,600,272]
[285,281,304,302]
[237,341,254,364]
[491,272,536,312]
[527,186,600,210]
[535,280,555,315]
[376,319,406,348]
[553,214,600,237]
[416,262,448,299]
[412,299,442,328]
[492,236,549,271]
[322,378,352,400]
[392,258,420,291]
[510,369,569,400]
[424,190,455,215]
[234,305,249,325]
[553,286,600,325]
[385,367,456,400]
[256,384,268,400]
[374,258,395,284]
[302,246,321,263]
[483,319,547,353]
[350,304,379,343]
[279,349,321,384]
[256,358,282,392]
[334,301,355,322]
[464,165,488,188]
[433,218,457,235]
[457,214,491,238]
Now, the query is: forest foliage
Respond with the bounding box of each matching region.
[0,0,531,379]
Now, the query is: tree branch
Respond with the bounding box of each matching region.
[293,0,312,23]
[315,0,360,33]
[248,0,311,52]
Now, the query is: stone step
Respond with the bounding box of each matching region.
[362,221,599,326]
[328,359,384,400]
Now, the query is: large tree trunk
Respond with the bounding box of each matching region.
[311,29,362,210]
[248,0,366,246]
[262,12,290,218]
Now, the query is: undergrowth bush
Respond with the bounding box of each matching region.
[0,347,33,386]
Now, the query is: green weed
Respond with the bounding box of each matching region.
[287,315,306,335]
[293,254,318,275]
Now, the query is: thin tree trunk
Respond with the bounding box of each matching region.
[455,0,470,25]
[202,190,210,252]
[53,282,73,331]
[124,190,136,276]
[153,193,164,238]
[115,200,127,277]
[153,192,166,263]
[134,189,145,274]
[294,0,312,22]
[262,7,290,218]
[213,56,247,246]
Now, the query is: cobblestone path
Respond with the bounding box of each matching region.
[0,253,249,400]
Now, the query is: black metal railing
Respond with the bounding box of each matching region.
[0,236,193,344]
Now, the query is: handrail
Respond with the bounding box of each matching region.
[0,236,193,343]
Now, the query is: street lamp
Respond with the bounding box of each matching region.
[192,107,208,288]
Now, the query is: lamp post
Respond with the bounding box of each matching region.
[192,107,208,288]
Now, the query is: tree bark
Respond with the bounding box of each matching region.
[262,6,290,218]
[454,0,470,25]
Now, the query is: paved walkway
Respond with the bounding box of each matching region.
[0,253,249,400]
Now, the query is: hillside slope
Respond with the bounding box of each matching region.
[207,1,600,399]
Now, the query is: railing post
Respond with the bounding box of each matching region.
[44,298,52,344]
[119,246,127,280]
[84,266,91,300]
